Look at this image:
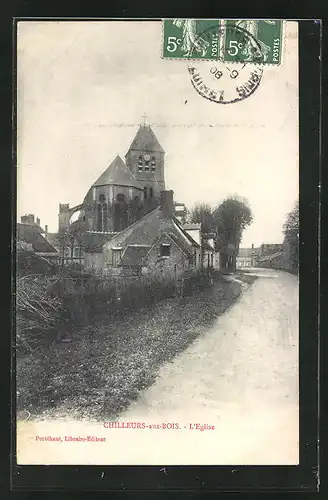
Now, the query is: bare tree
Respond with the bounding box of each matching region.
[188,202,214,233]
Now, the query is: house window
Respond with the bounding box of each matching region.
[112,248,123,266]
[160,243,171,257]
[74,247,79,258]
[144,187,148,199]
[149,187,153,198]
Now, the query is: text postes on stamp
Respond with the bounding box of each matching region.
[187,24,264,105]
[162,19,222,60]
[224,20,283,65]
[162,19,283,65]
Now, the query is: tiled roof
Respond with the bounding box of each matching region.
[17,224,58,254]
[104,207,163,248]
[165,232,193,259]
[119,245,151,267]
[17,251,58,275]
[257,251,283,262]
[46,233,60,249]
[183,223,201,230]
[93,155,143,189]
[77,232,117,252]
[126,125,164,153]
[104,207,200,265]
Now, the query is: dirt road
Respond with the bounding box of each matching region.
[17,269,299,465]
[115,268,299,465]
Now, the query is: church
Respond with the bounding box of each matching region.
[46,121,214,276]
[59,122,165,234]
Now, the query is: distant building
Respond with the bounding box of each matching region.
[17,214,59,275]
[17,215,59,263]
[236,244,259,268]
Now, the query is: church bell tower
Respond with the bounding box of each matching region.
[125,116,165,205]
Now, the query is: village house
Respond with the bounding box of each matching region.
[17,214,59,275]
[86,190,214,279]
[237,241,297,273]
[236,244,259,269]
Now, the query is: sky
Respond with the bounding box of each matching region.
[16,20,299,247]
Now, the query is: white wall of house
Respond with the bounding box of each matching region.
[207,238,215,250]
[185,229,201,246]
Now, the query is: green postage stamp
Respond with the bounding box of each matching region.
[162,19,284,65]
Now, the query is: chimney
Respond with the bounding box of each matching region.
[160,190,174,218]
[36,217,40,226]
[45,225,48,236]
[252,243,254,249]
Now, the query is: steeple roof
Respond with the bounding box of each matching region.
[92,155,143,189]
[126,125,164,154]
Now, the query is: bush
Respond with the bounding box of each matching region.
[16,267,222,350]
[16,275,64,350]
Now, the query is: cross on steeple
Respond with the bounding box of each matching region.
[141,113,148,126]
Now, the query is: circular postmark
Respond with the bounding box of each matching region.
[188,23,264,104]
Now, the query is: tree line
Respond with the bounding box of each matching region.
[283,199,299,271]
[187,195,253,254]
[188,195,299,272]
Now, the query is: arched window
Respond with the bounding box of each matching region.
[97,194,107,231]
[138,156,143,172]
[116,193,126,203]
[151,156,156,171]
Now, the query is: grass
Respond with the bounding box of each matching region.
[16,273,256,422]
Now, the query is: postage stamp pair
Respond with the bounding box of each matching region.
[162,19,283,65]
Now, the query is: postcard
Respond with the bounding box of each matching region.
[16,19,299,465]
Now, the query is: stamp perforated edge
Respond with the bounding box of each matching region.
[160,19,286,66]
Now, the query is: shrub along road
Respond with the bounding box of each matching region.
[17,274,249,423]
[17,269,298,466]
